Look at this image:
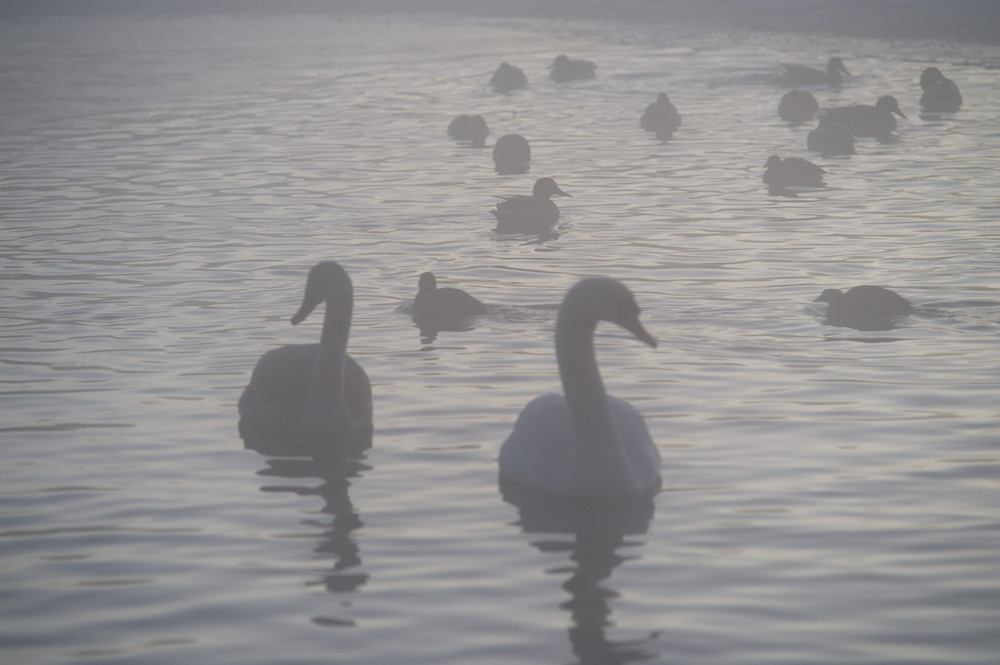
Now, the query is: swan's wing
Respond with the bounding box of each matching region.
[499,394,576,494]
[609,396,662,492]
[344,354,373,427]
[238,343,315,428]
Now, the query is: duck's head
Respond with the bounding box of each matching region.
[657,92,670,103]
[533,177,570,198]
[921,66,945,88]
[292,261,352,325]
[418,271,437,293]
[764,155,783,169]
[876,95,907,118]
[828,57,850,76]
[550,55,569,68]
[815,288,844,304]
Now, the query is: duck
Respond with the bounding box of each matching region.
[778,89,819,126]
[819,95,906,140]
[412,272,487,330]
[763,155,825,189]
[490,61,527,93]
[807,123,855,156]
[920,67,962,113]
[498,277,660,498]
[492,134,531,175]
[640,92,682,139]
[238,261,372,453]
[815,285,913,331]
[448,114,489,147]
[492,177,570,233]
[776,56,850,87]
[549,54,596,82]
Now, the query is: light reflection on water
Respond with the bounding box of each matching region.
[1,11,998,665]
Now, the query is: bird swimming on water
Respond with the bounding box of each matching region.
[820,96,906,140]
[549,54,596,82]
[448,114,489,147]
[778,89,819,126]
[919,67,962,113]
[775,57,850,87]
[807,123,855,156]
[412,271,486,331]
[238,261,372,456]
[492,177,571,233]
[815,285,913,331]
[763,155,825,190]
[490,62,527,93]
[499,277,660,498]
[640,92,682,139]
[492,134,531,175]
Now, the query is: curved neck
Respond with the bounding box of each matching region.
[556,308,637,494]
[300,298,354,434]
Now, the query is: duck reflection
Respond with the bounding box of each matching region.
[256,456,370,597]
[500,478,660,664]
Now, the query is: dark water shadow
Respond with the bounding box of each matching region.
[254,455,371,625]
[500,477,661,664]
[239,419,372,461]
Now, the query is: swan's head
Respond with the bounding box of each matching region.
[418,271,437,292]
[828,57,850,76]
[815,288,844,304]
[876,95,907,118]
[291,261,353,325]
[564,277,657,348]
[533,177,570,198]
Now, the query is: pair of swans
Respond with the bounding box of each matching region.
[240,262,662,498]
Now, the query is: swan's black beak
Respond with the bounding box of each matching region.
[622,316,657,349]
[291,291,322,325]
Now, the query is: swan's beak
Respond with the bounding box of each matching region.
[622,316,657,349]
[291,292,321,325]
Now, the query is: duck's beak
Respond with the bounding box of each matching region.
[554,185,571,197]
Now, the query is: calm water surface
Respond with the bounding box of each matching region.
[1,11,999,665]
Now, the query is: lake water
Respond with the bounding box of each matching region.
[1,8,999,665]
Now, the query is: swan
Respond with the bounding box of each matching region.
[238,261,372,450]
[492,134,531,175]
[778,89,819,126]
[815,285,913,331]
[807,123,855,156]
[820,95,906,140]
[499,277,661,498]
[412,271,487,329]
[640,92,682,140]
[776,56,850,87]
[490,61,527,93]
[920,67,962,113]
[549,54,596,82]
[491,177,570,233]
[448,114,489,147]
[763,155,826,189]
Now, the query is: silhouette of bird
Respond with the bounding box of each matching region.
[549,54,596,82]
[820,96,906,140]
[492,134,531,175]
[778,89,819,125]
[776,57,850,87]
[815,285,913,331]
[763,155,825,189]
[920,67,962,113]
[490,62,527,93]
[807,123,855,156]
[448,114,489,147]
[492,177,571,233]
[641,92,682,139]
[412,271,486,331]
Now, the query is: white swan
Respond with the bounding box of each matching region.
[499,277,661,498]
[238,261,372,448]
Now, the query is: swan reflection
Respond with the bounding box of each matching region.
[255,456,370,609]
[501,477,660,664]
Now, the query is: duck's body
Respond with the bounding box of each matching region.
[778,89,820,125]
[815,285,913,331]
[776,57,850,87]
[920,67,962,113]
[492,134,531,175]
[412,272,486,328]
[763,155,825,189]
[549,54,596,82]
[492,177,570,233]
[239,261,372,454]
[820,95,906,139]
[807,123,855,156]
[490,61,527,93]
[499,277,660,498]
[448,114,489,146]
[640,92,682,139]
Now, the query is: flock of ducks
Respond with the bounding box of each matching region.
[239,51,958,497]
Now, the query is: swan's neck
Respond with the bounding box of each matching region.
[556,310,638,495]
[300,298,355,436]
